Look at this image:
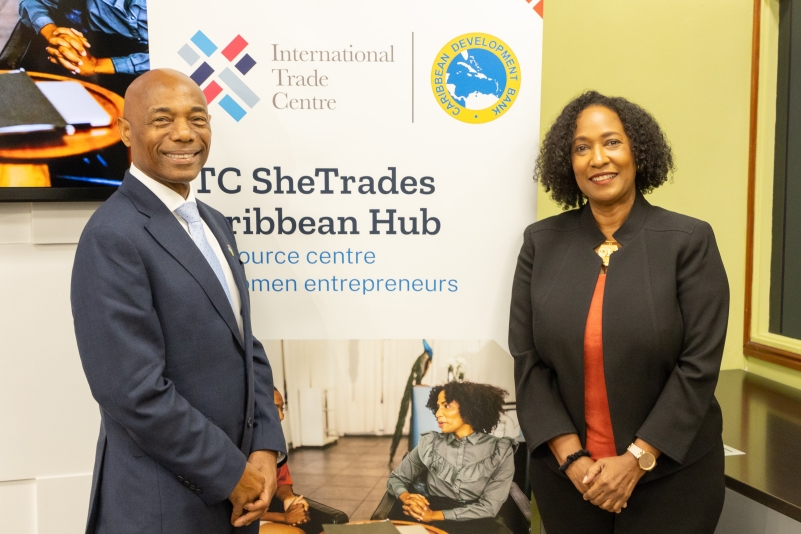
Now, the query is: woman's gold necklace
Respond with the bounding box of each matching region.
[597,240,619,267]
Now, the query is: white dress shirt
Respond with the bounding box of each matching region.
[128,164,244,339]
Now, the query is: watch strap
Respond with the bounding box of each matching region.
[627,443,645,458]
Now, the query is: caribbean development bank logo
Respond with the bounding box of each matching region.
[431,33,520,124]
[177,31,260,122]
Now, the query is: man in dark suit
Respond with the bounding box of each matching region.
[71,68,286,534]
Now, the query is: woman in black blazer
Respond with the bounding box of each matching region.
[509,91,729,533]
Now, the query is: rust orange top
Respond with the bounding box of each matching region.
[584,273,617,460]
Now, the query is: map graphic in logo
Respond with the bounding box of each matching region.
[431,33,521,124]
[178,31,260,122]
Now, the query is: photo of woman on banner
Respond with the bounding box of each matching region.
[17,0,148,95]
[385,381,517,534]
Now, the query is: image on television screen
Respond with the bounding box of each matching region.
[0,0,148,202]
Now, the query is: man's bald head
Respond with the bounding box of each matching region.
[118,68,211,197]
[123,69,205,120]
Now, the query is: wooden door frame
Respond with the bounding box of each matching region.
[744,0,801,371]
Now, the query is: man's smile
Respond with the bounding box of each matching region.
[163,151,202,163]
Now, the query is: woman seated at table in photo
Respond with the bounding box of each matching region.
[386,381,517,534]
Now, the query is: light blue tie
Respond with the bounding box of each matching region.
[174,202,234,310]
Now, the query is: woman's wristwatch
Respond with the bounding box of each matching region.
[627,443,657,471]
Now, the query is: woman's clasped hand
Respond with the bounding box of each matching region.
[399,492,442,522]
[551,433,646,514]
[576,454,643,513]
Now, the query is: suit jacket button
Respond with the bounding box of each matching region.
[177,476,184,482]
[196,489,203,494]
[190,485,196,491]
[247,417,253,427]
[183,480,191,486]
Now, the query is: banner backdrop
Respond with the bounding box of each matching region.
[148,0,543,346]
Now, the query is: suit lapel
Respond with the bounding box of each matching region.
[120,175,244,349]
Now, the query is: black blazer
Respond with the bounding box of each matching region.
[508,193,729,481]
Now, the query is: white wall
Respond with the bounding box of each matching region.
[0,203,99,534]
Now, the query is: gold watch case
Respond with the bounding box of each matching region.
[627,443,657,471]
[637,450,657,471]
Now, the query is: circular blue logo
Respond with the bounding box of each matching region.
[446,48,507,110]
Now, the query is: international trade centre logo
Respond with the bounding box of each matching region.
[431,33,521,124]
[177,31,260,122]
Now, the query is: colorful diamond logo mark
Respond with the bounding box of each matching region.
[178,31,260,122]
[203,80,223,103]
[191,30,218,57]
[190,62,214,86]
[236,54,256,75]
[222,35,248,61]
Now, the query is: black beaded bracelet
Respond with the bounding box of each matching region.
[558,449,591,472]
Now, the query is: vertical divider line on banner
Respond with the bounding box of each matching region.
[412,32,415,123]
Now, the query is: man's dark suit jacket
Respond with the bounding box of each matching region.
[71,173,286,534]
[509,193,729,482]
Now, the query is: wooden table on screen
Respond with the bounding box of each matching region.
[0,71,124,187]
[321,520,448,533]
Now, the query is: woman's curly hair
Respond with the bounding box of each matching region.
[426,381,508,434]
[534,90,674,209]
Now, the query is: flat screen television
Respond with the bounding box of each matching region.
[0,183,121,203]
[0,5,148,202]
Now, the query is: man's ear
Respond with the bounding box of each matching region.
[117,117,132,147]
